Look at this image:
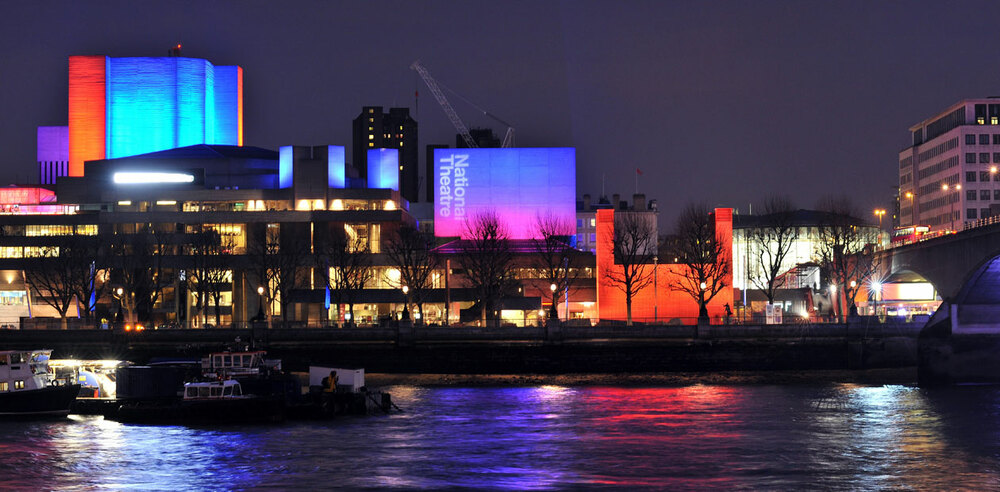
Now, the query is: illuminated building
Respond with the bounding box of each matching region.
[37,126,69,185]
[431,147,576,239]
[352,107,419,203]
[576,193,657,254]
[65,55,243,178]
[595,207,733,322]
[900,99,1000,232]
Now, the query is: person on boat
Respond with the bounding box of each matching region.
[322,371,338,393]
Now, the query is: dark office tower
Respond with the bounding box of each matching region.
[456,127,502,148]
[353,106,419,202]
[426,144,449,202]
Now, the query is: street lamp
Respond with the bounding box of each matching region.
[256,286,264,321]
[873,209,886,230]
[871,281,882,316]
[549,283,558,319]
[942,183,961,232]
[904,191,915,227]
[401,285,410,320]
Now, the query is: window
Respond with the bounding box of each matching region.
[0,382,6,392]
[968,208,978,219]
[994,190,1000,200]
[14,381,24,390]
[982,153,991,163]
[576,219,584,228]
[982,190,991,200]
[976,104,987,124]
[993,153,1000,163]
[967,190,977,200]
[368,135,374,140]
[982,171,992,182]
[590,218,596,227]
[994,135,1000,145]
[967,171,977,182]
[589,233,596,242]
[967,135,977,145]
[967,153,977,163]
[981,134,991,145]
[983,208,992,219]
[577,234,584,243]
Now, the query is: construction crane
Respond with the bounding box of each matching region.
[410,60,514,148]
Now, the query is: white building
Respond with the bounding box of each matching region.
[900,99,1000,232]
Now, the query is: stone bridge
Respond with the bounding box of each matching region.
[882,222,1000,384]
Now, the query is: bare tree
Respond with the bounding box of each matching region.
[531,213,584,319]
[22,244,78,329]
[246,225,281,325]
[108,228,174,325]
[271,226,311,323]
[603,211,657,325]
[383,224,438,320]
[667,204,730,319]
[747,196,797,305]
[186,230,234,327]
[65,235,108,323]
[459,211,516,328]
[322,228,375,323]
[814,197,880,318]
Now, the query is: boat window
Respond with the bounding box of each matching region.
[214,355,223,367]
[14,381,24,390]
[223,355,232,367]
[186,387,197,397]
[198,387,210,398]
[0,355,6,365]
[211,386,222,397]
[233,385,242,396]
[223,385,233,396]
[0,382,7,391]
[10,353,22,364]
[242,355,251,366]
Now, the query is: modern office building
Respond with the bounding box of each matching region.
[899,99,1000,232]
[352,107,419,203]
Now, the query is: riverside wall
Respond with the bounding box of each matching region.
[0,319,921,374]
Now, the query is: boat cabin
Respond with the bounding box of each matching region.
[183,380,243,400]
[0,350,56,393]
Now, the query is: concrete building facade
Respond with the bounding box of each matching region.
[900,99,1000,232]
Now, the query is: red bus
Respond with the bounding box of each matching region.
[891,225,930,246]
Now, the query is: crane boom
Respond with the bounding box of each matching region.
[410,61,478,148]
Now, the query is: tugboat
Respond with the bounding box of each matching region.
[0,349,81,418]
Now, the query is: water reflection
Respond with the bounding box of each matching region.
[2,384,1000,489]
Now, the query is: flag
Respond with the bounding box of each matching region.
[636,168,643,175]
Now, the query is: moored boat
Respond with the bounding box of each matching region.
[0,349,81,418]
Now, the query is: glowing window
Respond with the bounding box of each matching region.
[368,135,374,140]
[331,199,344,210]
[117,200,132,206]
[113,172,195,184]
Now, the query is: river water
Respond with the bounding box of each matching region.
[2,383,1000,490]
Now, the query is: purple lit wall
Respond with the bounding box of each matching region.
[433,148,576,239]
[36,126,68,184]
[367,148,399,190]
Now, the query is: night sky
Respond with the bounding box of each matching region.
[4,1,1000,226]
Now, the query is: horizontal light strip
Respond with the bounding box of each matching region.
[113,172,194,184]
[155,200,177,206]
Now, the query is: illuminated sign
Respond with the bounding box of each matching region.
[113,172,195,184]
[367,149,399,190]
[0,188,56,205]
[433,148,576,239]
